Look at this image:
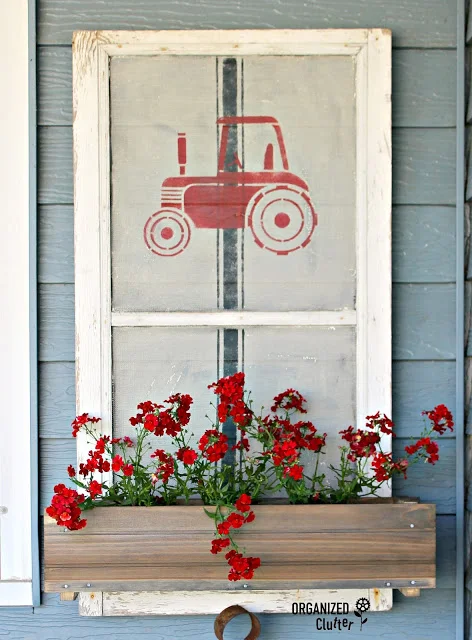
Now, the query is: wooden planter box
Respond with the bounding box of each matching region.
[44,502,436,593]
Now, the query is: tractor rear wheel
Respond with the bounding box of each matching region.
[247,185,317,255]
[143,208,192,257]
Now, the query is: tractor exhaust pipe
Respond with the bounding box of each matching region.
[178,132,187,176]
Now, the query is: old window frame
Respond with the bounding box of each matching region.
[73,29,392,616]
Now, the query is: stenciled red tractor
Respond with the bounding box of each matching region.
[143,116,318,257]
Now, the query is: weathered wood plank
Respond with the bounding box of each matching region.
[393,438,456,515]
[101,588,391,616]
[44,504,435,536]
[393,128,456,205]
[38,205,74,283]
[393,361,456,437]
[38,126,73,204]
[0,589,442,638]
[38,47,457,127]
[44,502,437,592]
[38,284,75,362]
[392,206,456,283]
[37,0,457,47]
[44,566,435,594]
[392,284,456,360]
[39,362,75,438]
[38,125,457,206]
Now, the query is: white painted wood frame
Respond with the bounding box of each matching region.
[73,29,392,616]
[0,0,34,606]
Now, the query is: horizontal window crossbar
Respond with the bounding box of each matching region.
[111,310,357,328]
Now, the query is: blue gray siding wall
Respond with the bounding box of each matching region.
[464,2,472,635]
[0,1,462,637]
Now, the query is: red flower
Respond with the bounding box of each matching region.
[112,454,123,472]
[371,452,408,482]
[217,521,231,535]
[46,484,87,531]
[225,552,261,581]
[122,463,134,477]
[226,512,245,529]
[283,464,304,481]
[210,538,231,554]
[176,447,198,466]
[268,439,298,467]
[122,436,134,448]
[151,450,175,484]
[143,413,159,432]
[366,412,395,436]
[198,430,229,462]
[88,480,102,500]
[67,465,76,477]
[232,434,250,452]
[71,413,101,438]
[166,393,193,426]
[271,389,307,414]
[340,426,380,460]
[244,510,255,524]
[235,494,252,513]
[208,373,251,426]
[129,400,161,426]
[405,437,440,464]
[422,404,454,435]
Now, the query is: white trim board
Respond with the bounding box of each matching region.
[0,0,34,606]
[73,29,392,615]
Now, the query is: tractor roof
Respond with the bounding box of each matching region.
[217,116,279,125]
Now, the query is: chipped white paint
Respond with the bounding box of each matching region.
[112,311,357,327]
[73,29,392,615]
[0,0,33,604]
[79,591,103,616]
[102,588,392,616]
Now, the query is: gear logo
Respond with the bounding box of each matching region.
[354,598,370,631]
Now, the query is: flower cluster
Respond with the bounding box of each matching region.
[46,484,86,530]
[49,372,453,583]
[210,494,260,581]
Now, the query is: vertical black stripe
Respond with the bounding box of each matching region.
[222,58,239,463]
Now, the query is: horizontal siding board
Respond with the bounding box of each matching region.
[392,206,456,283]
[40,438,455,514]
[37,0,457,48]
[37,125,457,206]
[39,362,75,438]
[38,47,456,128]
[40,439,76,512]
[38,47,72,126]
[38,205,74,283]
[393,128,456,205]
[38,126,73,204]
[392,50,456,127]
[39,284,75,362]
[393,438,456,515]
[0,589,453,638]
[392,284,456,360]
[393,361,456,437]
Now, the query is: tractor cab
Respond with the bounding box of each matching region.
[216,116,289,173]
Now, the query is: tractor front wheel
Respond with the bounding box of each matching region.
[247,185,317,255]
[143,208,192,257]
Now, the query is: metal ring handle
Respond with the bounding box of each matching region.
[214,605,261,640]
